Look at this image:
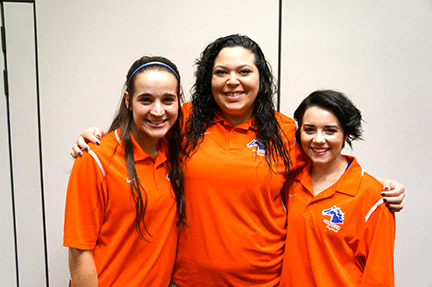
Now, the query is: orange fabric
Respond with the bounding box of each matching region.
[64,130,178,286]
[173,103,307,286]
[280,156,395,287]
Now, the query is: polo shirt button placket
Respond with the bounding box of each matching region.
[153,164,160,192]
[228,129,237,150]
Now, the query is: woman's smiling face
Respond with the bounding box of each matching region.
[300,106,347,168]
[125,70,179,148]
[211,46,260,126]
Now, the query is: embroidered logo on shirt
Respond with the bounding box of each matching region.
[322,205,344,232]
[166,172,171,181]
[247,138,265,157]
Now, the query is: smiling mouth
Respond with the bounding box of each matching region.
[311,148,329,154]
[223,92,245,102]
[224,91,244,97]
[146,119,168,127]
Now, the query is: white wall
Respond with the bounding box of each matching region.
[1,1,431,286]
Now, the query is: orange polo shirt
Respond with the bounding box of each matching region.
[280,155,395,287]
[172,103,307,286]
[63,129,178,286]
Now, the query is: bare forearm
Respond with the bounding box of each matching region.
[69,248,98,287]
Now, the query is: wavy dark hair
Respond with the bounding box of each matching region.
[183,34,292,174]
[109,56,185,239]
[293,90,363,149]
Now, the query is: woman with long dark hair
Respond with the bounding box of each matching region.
[173,34,301,286]
[64,56,185,286]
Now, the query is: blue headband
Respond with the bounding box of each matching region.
[127,61,179,87]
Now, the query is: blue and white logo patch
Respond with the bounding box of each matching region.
[322,205,345,232]
[247,138,265,157]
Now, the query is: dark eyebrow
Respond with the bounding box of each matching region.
[135,93,151,98]
[136,93,177,98]
[302,124,339,129]
[213,64,252,70]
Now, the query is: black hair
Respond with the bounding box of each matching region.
[109,56,185,239]
[183,34,292,174]
[293,90,363,149]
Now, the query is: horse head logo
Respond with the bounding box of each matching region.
[247,139,265,156]
[322,205,345,224]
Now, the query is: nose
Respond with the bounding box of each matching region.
[227,72,239,86]
[150,100,164,117]
[313,131,325,144]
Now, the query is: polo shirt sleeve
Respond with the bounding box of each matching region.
[63,151,107,250]
[357,198,396,287]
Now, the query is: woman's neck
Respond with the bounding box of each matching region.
[131,126,159,158]
[220,109,253,127]
[310,155,347,196]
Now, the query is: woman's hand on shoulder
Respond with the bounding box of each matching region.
[70,127,104,158]
[380,178,405,212]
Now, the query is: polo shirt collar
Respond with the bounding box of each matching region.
[296,155,363,197]
[116,128,169,165]
[213,109,257,131]
[334,155,363,196]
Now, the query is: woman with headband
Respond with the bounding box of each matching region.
[63,56,185,286]
[71,35,405,286]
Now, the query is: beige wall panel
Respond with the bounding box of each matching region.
[0,29,17,287]
[2,2,47,286]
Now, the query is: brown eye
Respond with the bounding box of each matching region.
[139,97,151,104]
[325,128,337,135]
[214,70,227,75]
[163,97,175,104]
[239,69,251,74]
[303,126,315,133]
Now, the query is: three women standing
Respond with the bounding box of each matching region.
[68,35,404,286]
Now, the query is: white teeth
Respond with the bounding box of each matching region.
[313,148,328,152]
[226,92,242,96]
[148,120,165,124]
